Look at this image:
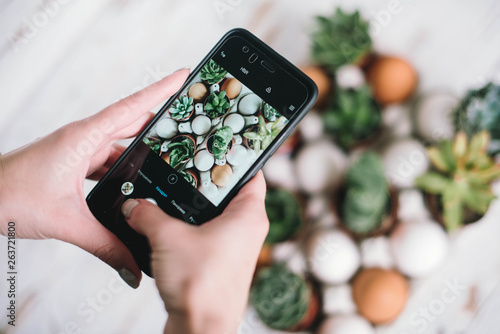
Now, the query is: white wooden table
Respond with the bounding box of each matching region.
[1,0,500,333]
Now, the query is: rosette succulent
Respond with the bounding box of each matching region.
[178,170,196,187]
[250,264,312,330]
[167,137,195,169]
[243,116,287,154]
[204,91,230,118]
[454,82,500,155]
[200,59,227,84]
[169,96,194,120]
[311,8,372,72]
[143,137,161,154]
[263,103,281,122]
[323,84,381,149]
[416,131,500,230]
[211,126,234,160]
[341,152,389,235]
[265,189,302,244]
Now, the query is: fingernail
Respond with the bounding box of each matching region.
[122,199,139,218]
[118,268,140,289]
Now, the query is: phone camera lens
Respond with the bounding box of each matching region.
[242,46,249,53]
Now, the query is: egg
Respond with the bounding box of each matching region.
[191,115,212,135]
[155,118,178,139]
[194,149,214,172]
[220,78,242,99]
[188,82,208,102]
[295,140,348,194]
[336,64,365,89]
[272,241,307,275]
[390,220,449,278]
[223,113,245,133]
[318,315,375,334]
[226,144,248,166]
[238,94,262,115]
[360,237,395,270]
[366,56,418,105]
[413,92,458,143]
[263,154,298,191]
[298,111,324,142]
[352,268,409,324]
[306,229,360,285]
[211,164,233,187]
[381,138,429,188]
[300,65,332,109]
[322,284,357,315]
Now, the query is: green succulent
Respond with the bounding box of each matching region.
[167,137,194,169]
[178,169,196,187]
[211,126,233,160]
[204,90,231,118]
[250,264,312,330]
[311,8,372,72]
[200,59,228,84]
[341,152,389,234]
[323,85,381,149]
[265,189,302,244]
[243,115,287,155]
[143,137,161,154]
[263,103,282,122]
[454,83,500,155]
[416,131,500,231]
[169,96,194,120]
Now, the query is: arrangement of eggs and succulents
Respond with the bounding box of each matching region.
[144,60,288,204]
[249,8,500,333]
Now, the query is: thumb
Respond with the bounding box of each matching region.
[121,199,187,249]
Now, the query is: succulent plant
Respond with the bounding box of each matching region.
[323,84,381,149]
[265,189,302,244]
[250,264,312,330]
[263,103,282,122]
[341,152,389,234]
[243,115,287,154]
[142,137,161,154]
[416,131,500,230]
[178,169,196,187]
[167,137,195,169]
[204,91,231,118]
[211,126,233,160]
[169,96,194,120]
[311,8,372,72]
[200,59,228,84]
[454,82,500,155]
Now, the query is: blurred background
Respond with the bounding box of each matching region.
[1,0,500,333]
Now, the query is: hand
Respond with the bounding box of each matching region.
[0,69,190,288]
[121,172,269,334]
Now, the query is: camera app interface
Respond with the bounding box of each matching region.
[141,59,288,206]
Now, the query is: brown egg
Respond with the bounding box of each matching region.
[188,82,208,102]
[211,164,233,187]
[221,78,242,99]
[256,244,273,267]
[366,56,417,105]
[352,268,408,324]
[300,65,332,109]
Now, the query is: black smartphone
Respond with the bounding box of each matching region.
[86,28,318,276]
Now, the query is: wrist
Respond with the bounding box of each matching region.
[164,310,239,334]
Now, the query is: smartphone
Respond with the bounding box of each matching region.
[86,28,318,276]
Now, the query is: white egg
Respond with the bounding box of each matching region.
[414,92,458,143]
[295,140,348,194]
[156,118,178,139]
[381,138,429,188]
[272,241,307,275]
[238,94,262,115]
[223,113,245,133]
[298,110,324,142]
[318,315,375,334]
[263,154,298,192]
[191,116,211,135]
[194,150,214,172]
[398,188,430,222]
[390,220,449,278]
[322,284,357,315]
[335,65,365,89]
[226,145,248,166]
[360,236,395,270]
[306,229,360,284]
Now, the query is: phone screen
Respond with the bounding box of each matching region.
[87,29,317,275]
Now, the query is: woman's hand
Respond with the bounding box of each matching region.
[0,69,189,288]
[121,171,269,334]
